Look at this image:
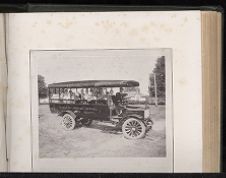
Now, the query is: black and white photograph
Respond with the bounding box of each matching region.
[31,49,172,161]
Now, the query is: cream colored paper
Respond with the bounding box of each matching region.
[6,11,202,172]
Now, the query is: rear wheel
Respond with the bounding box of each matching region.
[61,114,76,131]
[122,118,146,139]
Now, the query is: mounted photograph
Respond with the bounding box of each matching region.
[30,49,173,171]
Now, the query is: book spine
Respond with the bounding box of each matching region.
[0,13,7,172]
[201,11,222,172]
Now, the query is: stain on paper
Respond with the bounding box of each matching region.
[58,21,73,29]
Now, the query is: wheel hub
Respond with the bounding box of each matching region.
[64,117,72,127]
[125,121,142,137]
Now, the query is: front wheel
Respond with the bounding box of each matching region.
[122,118,146,139]
[61,114,76,131]
[145,119,154,129]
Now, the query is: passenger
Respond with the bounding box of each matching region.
[63,89,70,103]
[101,89,109,101]
[69,89,74,103]
[74,89,80,101]
[60,88,64,102]
[107,89,116,115]
[85,88,97,102]
[110,88,114,96]
[84,88,89,100]
[69,89,74,99]
[110,88,116,105]
[76,89,81,100]
[97,88,104,100]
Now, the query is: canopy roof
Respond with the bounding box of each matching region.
[48,80,139,88]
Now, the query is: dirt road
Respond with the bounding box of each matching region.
[39,105,166,158]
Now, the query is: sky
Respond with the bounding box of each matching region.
[32,49,167,95]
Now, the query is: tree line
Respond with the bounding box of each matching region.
[149,56,165,98]
[38,75,48,99]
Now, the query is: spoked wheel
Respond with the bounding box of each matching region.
[146,119,154,128]
[122,118,146,139]
[61,114,76,131]
[81,118,92,126]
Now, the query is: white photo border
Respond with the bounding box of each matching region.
[30,48,173,172]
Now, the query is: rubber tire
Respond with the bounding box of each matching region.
[122,118,146,139]
[146,119,154,128]
[61,114,76,131]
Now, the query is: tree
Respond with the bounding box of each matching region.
[38,75,48,100]
[149,56,165,98]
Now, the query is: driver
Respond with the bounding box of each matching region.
[115,87,127,116]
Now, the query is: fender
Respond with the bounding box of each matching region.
[124,114,143,120]
[117,114,144,127]
[58,110,77,120]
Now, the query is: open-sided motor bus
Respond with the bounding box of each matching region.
[48,80,153,139]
